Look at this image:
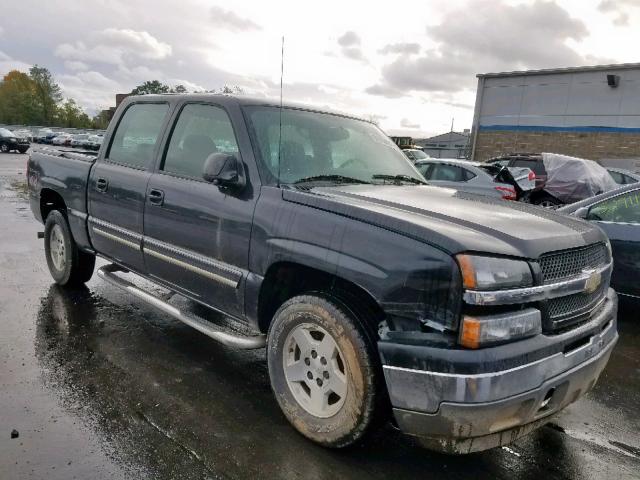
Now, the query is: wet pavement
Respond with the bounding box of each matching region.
[1,150,639,479]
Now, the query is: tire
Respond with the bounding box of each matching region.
[18,147,28,154]
[0,143,8,153]
[267,293,381,448]
[44,210,96,286]
[534,194,562,208]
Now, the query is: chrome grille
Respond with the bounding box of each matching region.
[539,243,608,284]
[547,286,605,322]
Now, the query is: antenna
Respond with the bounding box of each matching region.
[277,36,285,188]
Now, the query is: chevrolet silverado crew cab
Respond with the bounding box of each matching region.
[28,94,618,453]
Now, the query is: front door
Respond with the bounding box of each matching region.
[586,189,640,298]
[88,102,170,272]
[143,102,256,316]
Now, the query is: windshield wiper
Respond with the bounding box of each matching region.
[371,174,427,185]
[292,175,371,185]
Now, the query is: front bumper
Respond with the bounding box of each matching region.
[379,288,618,453]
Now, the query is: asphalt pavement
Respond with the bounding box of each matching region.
[1,149,639,479]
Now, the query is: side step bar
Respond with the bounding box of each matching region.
[97,264,266,349]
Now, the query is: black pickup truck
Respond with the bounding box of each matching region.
[28,94,618,453]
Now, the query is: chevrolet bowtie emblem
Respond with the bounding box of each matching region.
[583,268,602,294]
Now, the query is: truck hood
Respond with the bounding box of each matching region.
[282,184,605,259]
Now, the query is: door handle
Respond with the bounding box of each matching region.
[148,189,165,206]
[96,178,108,193]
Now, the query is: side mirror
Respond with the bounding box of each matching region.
[574,206,589,219]
[202,153,245,189]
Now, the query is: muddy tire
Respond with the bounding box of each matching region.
[44,210,96,286]
[267,293,381,448]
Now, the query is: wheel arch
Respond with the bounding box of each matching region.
[40,188,67,221]
[256,261,385,335]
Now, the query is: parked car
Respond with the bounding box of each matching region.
[36,128,53,143]
[44,132,60,144]
[403,148,431,162]
[414,158,534,200]
[0,128,30,153]
[52,134,72,147]
[488,153,618,207]
[606,167,640,185]
[558,183,639,301]
[13,129,34,142]
[70,134,90,148]
[86,134,104,151]
[28,94,618,454]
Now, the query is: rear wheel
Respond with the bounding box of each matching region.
[534,193,562,208]
[18,147,28,154]
[44,210,96,286]
[267,293,381,448]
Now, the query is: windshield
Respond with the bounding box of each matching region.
[0,128,14,137]
[411,150,429,160]
[245,106,424,185]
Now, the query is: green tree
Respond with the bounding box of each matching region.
[130,80,171,95]
[29,65,62,125]
[58,99,92,128]
[0,70,39,124]
[218,85,244,94]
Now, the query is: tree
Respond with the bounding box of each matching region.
[58,99,92,128]
[130,80,171,95]
[0,70,39,125]
[29,65,62,125]
[218,85,244,94]
[171,84,188,93]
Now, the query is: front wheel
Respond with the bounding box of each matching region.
[18,147,29,154]
[267,293,381,448]
[44,210,96,286]
[0,143,8,153]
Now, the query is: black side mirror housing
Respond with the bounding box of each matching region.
[202,153,245,189]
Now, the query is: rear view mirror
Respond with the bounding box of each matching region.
[203,153,245,189]
[574,207,589,219]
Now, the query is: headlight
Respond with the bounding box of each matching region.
[459,308,541,349]
[456,254,532,290]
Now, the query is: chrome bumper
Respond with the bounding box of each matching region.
[382,289,618,453]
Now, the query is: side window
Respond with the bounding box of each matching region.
[415,163,432,178]
[462,168,477,181]
[162,104,239,179]
[587,191,640,224]
[513,159,545,175]
[609,171,624,184]
[107,103,169,168]
[431,164,464,181]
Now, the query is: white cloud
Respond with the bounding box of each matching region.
[0,50,32,75]
[0,0,636,136]
[64,60,89,71]
[56,28,171,68]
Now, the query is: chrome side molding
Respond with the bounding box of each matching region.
[97,264,266,349]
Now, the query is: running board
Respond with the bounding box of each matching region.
[97,264,266,349]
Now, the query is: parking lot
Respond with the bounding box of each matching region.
[0,149,639,479]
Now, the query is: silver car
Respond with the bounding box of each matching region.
[415,158,533,201]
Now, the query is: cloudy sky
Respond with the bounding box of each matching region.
[1,0,639,137]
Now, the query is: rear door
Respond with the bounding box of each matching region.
[143,101,257,316]
[88,101,171,272]
[586,189,640,297]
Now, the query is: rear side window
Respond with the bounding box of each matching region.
[162,104,239,179]
[107,103,169,169]
[430,164,465,182]
[513,159,545,175]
